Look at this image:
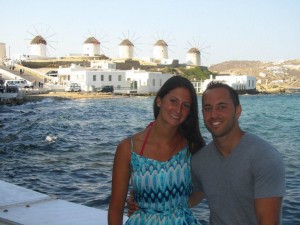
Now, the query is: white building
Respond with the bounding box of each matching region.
[0,42,6,60]
[214,75,256,91]
[159,58,178,66]
[191,75,257,94]
[191,80,202,93]
[124,70,174,94]
[57,64,174,94]
[90,60,116,70]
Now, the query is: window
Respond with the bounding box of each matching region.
[152,79,155,86]
[109,75,112,81]
[118,75,122,81]
[101,75,104,81]
[93,75,96,81]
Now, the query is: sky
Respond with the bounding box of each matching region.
[0,0,299,66]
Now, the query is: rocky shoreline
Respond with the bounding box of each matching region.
[0,91,119,106]
[25,91,116,100]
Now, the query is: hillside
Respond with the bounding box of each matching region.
[208,59,300,92]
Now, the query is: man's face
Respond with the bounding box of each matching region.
[202,87,241,138]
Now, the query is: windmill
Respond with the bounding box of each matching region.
[118,31,142,59]
[25,23,58,58]
[151,31,176,62]
[186,36,210,66]
[82,29,109,57]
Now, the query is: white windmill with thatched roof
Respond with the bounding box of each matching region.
[151,32,176,62]
[119,39,134,59]
[153,39,168,61]
[30,35,47,57]
[82,29,109,57]
[186,37,210,66]
[82,36,101,56]
[26,23,57,58]
[118,31,142,59]
[186,47,201,66]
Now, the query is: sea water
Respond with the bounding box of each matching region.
[0,94,299,224]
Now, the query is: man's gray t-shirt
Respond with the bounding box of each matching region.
[191,132,285,225]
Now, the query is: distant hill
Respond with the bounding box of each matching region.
[208,59,300,92]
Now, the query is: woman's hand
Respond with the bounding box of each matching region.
[188,191,204,208]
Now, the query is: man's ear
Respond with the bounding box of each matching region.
[235,105,242,119]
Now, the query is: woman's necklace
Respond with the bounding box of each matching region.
[142,122,182,157]
[166,132,182,156]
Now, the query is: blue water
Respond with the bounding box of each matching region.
[0,94,299,224]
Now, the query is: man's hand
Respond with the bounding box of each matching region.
[127,190,139,216]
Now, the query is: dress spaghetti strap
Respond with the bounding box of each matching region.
[140,121,155,156]
[130,137,134,152]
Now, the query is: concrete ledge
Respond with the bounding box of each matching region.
[0,180,127,225]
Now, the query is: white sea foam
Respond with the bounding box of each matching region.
[45,135,57,142]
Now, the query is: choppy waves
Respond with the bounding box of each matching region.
[0,94,299,224]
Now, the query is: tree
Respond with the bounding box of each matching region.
[181,67,212,81]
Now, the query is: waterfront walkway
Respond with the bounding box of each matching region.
[0,65,44,84]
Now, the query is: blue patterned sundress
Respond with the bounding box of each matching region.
[125,144,201,225]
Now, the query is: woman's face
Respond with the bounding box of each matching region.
[156,87,192,127]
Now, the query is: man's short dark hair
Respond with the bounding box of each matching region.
[204,81,240,107]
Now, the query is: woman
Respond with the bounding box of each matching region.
[108,76,206,225]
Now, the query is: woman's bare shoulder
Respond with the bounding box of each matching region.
[116,128,147,156]
[117,137,131,151]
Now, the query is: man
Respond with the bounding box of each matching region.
[191,81,285,224]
